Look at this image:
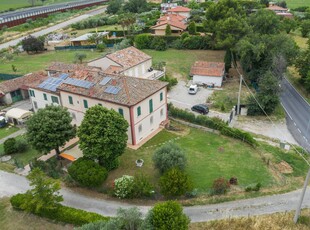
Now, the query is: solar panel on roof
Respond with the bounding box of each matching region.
[38,76,66,92]
[59,73,69,80]
[63,77,94,89]
[99,77,112,86]
[104,86,121,95]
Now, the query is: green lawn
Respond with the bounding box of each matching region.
[0,50,104,75]
[286,0,310,8]
[143,49,225,80]
[106,126,276,193]
[0,0,77,12]
[0,197,72,230]
[0,126,19,140]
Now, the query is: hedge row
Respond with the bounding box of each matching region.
[168,104,257,147]
[10,193,109,226]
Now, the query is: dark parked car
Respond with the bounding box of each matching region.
[191,104,209,115]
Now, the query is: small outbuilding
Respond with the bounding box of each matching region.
[190,61,225,87]
[70,32,109,46]
[5,108,33,125]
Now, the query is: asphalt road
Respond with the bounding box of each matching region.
[0,6,107,50]
[281,78,310,153]
[0,0,105,22]
[0,170,309,223]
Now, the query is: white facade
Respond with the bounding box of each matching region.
[28,88,61,112]
[193,75,223,87]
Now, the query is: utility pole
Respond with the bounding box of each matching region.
[294,168,310,223]
[237,75,242,115]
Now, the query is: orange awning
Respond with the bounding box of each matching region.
[59,153,75,161]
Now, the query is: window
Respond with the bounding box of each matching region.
[51,96,59,104]
[137,106,141,116]
[150,116,153,125]
[68,96,73,105]
[160,108,164,117]
[160,92,163,101]
[138,124,142,133]
[29,90,35,97]
[43,93,47,101]
[83,99,88,109]
[118,108,124,117]
[33,101,38,109]
[98,103,102,106]
[149,99,153,113]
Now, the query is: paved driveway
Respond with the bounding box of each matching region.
[168,81,230,121]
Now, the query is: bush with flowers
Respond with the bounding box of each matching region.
[114,175,135,199]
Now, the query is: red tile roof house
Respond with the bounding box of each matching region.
[167,6,191,19]
[28,63,169,146]
[0,72,47,105]
[190,61,225,87]
[88,46,165,80]
[267,4,293,18]
[151,14,187,36]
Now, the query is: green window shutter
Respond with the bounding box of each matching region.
[137,106,141,116]
[160,92,163,101]
[51,96,59,104]
[43,93,47,101]
[83,99,88,109]
[149,99,153,113]
[118,108,124,117]
[29,90,35,97]
[69,96,73,105]
[32,90,35,97]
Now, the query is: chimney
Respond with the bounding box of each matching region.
[111,79,117,86]
[167,16,170,21]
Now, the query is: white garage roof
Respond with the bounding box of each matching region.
[5,108,32,120]
[70,32,109,42]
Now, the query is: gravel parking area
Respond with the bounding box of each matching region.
[167,81,230,121]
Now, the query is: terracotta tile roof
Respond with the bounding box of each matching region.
[267,5,288,11]
[47,62,100,73]
[167,6,191,12]
[58,72,168,106]
[105,47,151,71]
[158,14,186,23]
[103,65,123,75]
[151,20,187,30]
[0,72,48,94]
[190,61,225,77]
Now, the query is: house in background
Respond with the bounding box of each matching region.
[28,64,169,146]
[151,14,187,36]
[167,6,191,19]
[267,4,293,18]
[190,61,225,87]
[0,72,47,105]
[88,46,164,79]
[70,32,109,46]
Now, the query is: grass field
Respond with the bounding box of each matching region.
[0,197,72,230]
[286,0,310,8]
[105,123,288,194]
[0,50,104,75]
[190,209,310,230]
[0,126,19,140]
[143,49,225,80]
[0,0,77,12]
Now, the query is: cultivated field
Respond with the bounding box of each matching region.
[286,0,310,8]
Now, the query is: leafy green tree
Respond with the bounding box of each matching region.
[165,24,172,36]
[4,138,17,155]
[26,105,76,158]
[107,0,123,14]
[21,36,44,54]
[153,143,187,174]
[143,201,190,230]
[159,168,193,197]
[68,158,108,188]
[188,21,197,35]
[281,18,297,34]
[150,37,167,51]
[75,53,87,64]
[300,19,310,37]
[295,40,310,91]
[87,33,106,45]
[124,0,148,13]
[187,0,199,9]
[118,13,136,37]
[134,33,151,49]
[224,49,232,72]
[248,9,281,35]
[78,105,128,170]
[21,168,63,213]
[96,43,106,52]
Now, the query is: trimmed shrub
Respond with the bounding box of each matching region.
[144,201,190,230]
[132,173,154,198]
[134,34,151,49]
[15,138,28,153]
[114,175,135,199]
[4,138,17,154]
[153,143,187,174]
[245,182,262,192]
[10,193,109,226]
[150,37,167,51]
[159,168,193,197]
[159,75,178,90]
[211,177,230,195]
[30,158,62,179]
[68,158,108,188]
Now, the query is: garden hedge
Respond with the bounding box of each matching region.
[10,193,109,226]
[168,104,257,147]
